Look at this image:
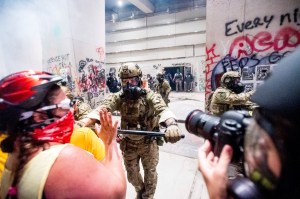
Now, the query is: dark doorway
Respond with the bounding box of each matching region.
[164,66,185,91]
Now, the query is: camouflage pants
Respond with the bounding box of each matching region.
[120,138,159,199]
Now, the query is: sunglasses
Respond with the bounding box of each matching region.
[19,98,74,121]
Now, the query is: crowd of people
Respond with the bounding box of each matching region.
[0,47,299,199]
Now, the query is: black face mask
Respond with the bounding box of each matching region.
[120,83,146,100]
[157,77,164,82]
[232,82,245,94]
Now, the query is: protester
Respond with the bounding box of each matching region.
[0,70,126,198]
[198,47,300,199]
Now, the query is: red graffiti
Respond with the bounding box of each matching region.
[205,44,220,96]
[229,27,300,58]
[96,47,105,62]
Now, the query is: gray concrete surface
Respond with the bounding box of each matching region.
[115,91,210,199]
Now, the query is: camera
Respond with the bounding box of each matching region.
[185,109,252,162]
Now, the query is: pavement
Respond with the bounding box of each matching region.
[114,91,210,199]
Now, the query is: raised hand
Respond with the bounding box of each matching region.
[95,109,118,146]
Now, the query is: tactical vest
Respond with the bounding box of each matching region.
[120,96,159,140]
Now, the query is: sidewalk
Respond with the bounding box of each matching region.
[122,91,210,199]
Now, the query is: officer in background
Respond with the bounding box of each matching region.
[60,85,92,122]
[106,72,121,93]
[79,63,182,199]
[184,71,194,92]
[155,72,172,106]
[172,69,183,92]
[73,96,92,121]
[209,71,255,116]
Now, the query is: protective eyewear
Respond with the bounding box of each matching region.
[19,98,74,121]
[121,77,139,87]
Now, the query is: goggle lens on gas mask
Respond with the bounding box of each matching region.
[228,116,281,199]
[121,77,139,87]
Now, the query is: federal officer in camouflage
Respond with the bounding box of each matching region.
[73,96,92,121]
[155,72,171,106]
[79,63,182,199]
[209,71,255,116]
[60,85,92,121]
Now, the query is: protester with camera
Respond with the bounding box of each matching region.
[196,47,300,199]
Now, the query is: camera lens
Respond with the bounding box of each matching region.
[185,109,220,140]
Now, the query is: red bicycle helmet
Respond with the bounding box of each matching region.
[0,70,62,110]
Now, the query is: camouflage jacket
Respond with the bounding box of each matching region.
[209,87,254,116]
[155,80,171,105]
[87,88,176,140]
[74,101,92,121]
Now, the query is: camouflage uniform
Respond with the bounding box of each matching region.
[87,63,180,199]
[155,79,171,106]
[209,71,255,116]
[209,87,254,116]
[74,100,92,121]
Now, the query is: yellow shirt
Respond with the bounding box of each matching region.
[70,127,105,161]
[0,134,8,181]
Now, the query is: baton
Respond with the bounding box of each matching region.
[117,129,185,139]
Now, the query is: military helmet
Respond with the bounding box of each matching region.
[118,63,142,79]
[156,71,164,77]
[220,71,240,87]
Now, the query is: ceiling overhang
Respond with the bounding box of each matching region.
[128,0,154,13]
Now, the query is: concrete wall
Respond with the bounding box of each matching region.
[105,7,207,92]
[205,0,300,97]
[0,0,105,108]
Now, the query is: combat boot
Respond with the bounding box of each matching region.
[135,188,145,199]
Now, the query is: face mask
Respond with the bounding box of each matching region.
[232,82,245,94]
[121,82,146,100]
[227,120,281,199]
[31,111,74,143]
[157,77,164,82]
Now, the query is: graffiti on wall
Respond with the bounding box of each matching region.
[46,53,74,89]
[206,5,300,97]
[76,57,105,108]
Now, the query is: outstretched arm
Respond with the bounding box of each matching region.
[198,140,233,199]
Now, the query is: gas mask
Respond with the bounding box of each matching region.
[120,77,146,100]
[226,77,245,94]
[228,119,281,199]
[157,76,164,83]
[232,82,245,94]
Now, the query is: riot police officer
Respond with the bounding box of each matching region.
[155,72,171,106]
[79,63,182,199]
[209,71,255,116]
